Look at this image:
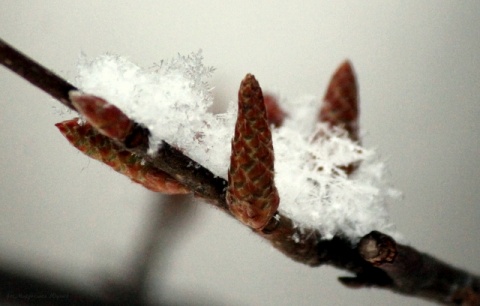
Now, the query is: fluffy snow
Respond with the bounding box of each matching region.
[75,51,401,242]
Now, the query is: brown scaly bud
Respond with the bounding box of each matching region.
[263,93,287,128]
[69,91,133,142]
[55,119,190,194]
[319,61,359,142]
[226,74,280,230]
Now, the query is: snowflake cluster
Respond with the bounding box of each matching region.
[75,52,401,242]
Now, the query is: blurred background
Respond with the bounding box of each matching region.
[0,1,479,305]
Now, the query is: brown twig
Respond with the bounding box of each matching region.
[0,38,77,110]
[358,232,480,305]
[1,38,479,305]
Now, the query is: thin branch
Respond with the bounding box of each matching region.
[1,38,479,305]
[0,38,76,110]
[153,141,228,209]
[357,231,480,305]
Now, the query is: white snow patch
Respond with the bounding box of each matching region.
[75,52,401,242]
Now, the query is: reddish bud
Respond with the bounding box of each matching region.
[319,61,359,142]
[69,91,133,141]
[264,93,287,127]
[226,74,279,230]
[56,119,189,194]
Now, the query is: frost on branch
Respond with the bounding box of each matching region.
[75,51,234,177]
[74,52,400,242]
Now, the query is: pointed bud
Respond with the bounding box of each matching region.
[56,119,189,194]
[319,61,359,142]
[264,93,287,127]
[69,91,133,141]
[226,74,279,230]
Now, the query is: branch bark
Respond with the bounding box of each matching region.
[1,38,479,305]
[0,38,76,110]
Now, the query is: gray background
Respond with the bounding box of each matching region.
[1,1,479,305]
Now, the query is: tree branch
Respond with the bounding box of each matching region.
[357,232,480,305]
[1,38,479,305]
[0,38,76,110]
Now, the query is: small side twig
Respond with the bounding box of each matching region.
[358,231,480,305]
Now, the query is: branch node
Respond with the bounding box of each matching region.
[358,231,397,265]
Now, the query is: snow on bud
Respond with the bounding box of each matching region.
[70,91,133,141]
[317,61,361,174]
[73,52,401,242]
[319,61,359,142]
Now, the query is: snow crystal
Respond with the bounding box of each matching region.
[75,52,401,242]
[75,51,235,177]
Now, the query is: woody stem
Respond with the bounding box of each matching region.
[0,38,77,110]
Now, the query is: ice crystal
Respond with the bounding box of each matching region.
[75,51,234,177]
[75,52,400,242]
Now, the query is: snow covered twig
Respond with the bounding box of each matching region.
[1,38,479,305]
